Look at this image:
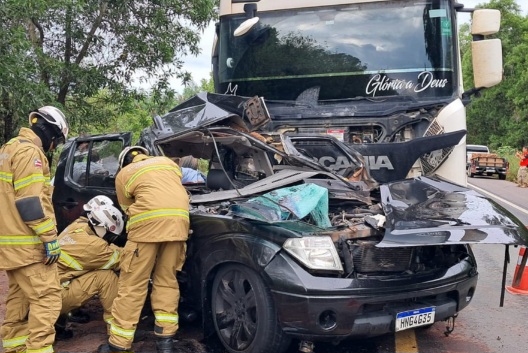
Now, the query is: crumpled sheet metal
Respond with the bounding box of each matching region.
[229,183,332,228]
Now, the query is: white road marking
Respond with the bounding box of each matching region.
[468,182,528,216]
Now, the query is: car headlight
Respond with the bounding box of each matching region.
[283,236,343,272]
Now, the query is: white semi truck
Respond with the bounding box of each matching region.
[212,0,503,185]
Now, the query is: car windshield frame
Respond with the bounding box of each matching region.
[216,0,458,102]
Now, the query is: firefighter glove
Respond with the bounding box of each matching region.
[43,239,61,265]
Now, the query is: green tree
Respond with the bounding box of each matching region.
[0,2,54,143]
[180,72,215,101]
[0,0,217,144]
[463,0,527,150]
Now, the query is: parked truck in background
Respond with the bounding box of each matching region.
[467,151,509,179]
[212,0,503,185]
[466,144,490,170]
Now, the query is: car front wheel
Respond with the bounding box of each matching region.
[211,264,290,353]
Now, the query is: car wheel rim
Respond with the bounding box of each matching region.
[214,269,258,350]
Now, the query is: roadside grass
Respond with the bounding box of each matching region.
[496,146,518,183]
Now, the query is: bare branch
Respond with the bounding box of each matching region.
[27,18,50,87]
[76,1,109,65]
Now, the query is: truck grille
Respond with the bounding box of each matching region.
[420,119,453,175]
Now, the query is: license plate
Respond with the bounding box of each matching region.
[395,307,435,331]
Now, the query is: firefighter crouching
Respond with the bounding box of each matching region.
[98,146,190,353]
[0,106,69,353]
[56,195,124,337]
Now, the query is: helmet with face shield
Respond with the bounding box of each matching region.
[83,195,124,238]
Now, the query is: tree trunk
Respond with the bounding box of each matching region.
[1,91,14,145]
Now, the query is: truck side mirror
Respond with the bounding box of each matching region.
[234,17,260,37]
[471,9,502,89]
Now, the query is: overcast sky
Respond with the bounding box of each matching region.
[173,0,527,93]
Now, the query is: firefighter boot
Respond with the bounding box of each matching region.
[155,336,175,353]
[96,343,133,353]
[68,308,91,323]
[55,314,74,340]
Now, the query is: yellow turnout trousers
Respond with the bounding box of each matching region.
[0,263,61,353]
[61,269,119,324]
[109,240,185,349]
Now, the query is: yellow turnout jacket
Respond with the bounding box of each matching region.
[0,128,57,270]
[116,155,190,242]
[57,217,122,283]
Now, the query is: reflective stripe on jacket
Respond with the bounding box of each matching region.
[116,155,190,242]
[57,217,123,283]
[0,128,57,270]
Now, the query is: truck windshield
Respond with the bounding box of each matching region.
[216,0,456,102]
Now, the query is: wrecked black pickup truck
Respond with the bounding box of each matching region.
[52,93,528,353]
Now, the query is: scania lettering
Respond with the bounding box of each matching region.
[212,0,503,184]
[317,155,395,171]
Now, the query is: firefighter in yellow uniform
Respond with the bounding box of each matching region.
[0,106,69,353]
[57,195,124,334]
[98,146,189,353]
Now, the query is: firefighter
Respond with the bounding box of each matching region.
[98,146,190,353]
[56,195,124,337]
[0,106,69,353]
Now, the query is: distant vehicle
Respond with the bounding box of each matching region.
[466,144,490,167]
[467,148,509,180]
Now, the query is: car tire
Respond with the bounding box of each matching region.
[211,264,290,353]
[499,174,506,180]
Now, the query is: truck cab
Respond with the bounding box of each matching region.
[212,0,503,186]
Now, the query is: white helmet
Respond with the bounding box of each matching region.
[84,196,124,237]
[118,146,149,169]
[83,195,114,212]
[29,106,69,142]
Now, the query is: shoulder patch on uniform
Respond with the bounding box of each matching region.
[34,158,42,168]
[59,235,77,245]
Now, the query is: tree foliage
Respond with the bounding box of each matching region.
[180,72,215,101]
[0,0,217,144]
[463,0,528,150]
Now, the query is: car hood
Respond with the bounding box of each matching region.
[225,175,527,247]
[157,92,271,136]
[378,177,528,247]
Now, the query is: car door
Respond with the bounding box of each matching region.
[52,133,132,233]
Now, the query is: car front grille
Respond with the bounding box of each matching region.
[351,245,413,273]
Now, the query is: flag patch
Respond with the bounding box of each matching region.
[34,159,42,168]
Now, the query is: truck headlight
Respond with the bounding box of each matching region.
[283,236,343,272]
